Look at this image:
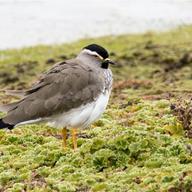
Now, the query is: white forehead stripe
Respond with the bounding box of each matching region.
[82,49,103,60]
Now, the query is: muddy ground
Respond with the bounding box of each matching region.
[0,26,191,191]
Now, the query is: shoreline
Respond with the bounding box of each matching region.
[0,24,191,52]
[1,0,192,50]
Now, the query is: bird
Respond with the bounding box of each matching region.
[0,44,114,150]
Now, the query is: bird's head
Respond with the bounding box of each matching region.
[78,44,115,69]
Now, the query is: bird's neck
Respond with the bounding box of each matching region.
[76,53,101,67]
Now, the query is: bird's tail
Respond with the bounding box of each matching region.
[0,119,14,130]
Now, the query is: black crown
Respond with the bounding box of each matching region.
[83,44,109,59]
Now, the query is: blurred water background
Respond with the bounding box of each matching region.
[0,0,192,50]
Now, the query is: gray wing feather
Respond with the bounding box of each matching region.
[5,90,26,97]
[3,60,104,125]
[0,101,20,112]
[1,61,67,99]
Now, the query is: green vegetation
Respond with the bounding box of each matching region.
[0,26,192,191]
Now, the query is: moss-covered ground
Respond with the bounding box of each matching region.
[0,26,192,191]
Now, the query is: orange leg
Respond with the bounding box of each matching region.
[71,128,78,150]
[61,128,67,149]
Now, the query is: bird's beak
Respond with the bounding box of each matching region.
[103,58,116,65]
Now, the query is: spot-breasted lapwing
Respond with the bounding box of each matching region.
[0,44,114,150]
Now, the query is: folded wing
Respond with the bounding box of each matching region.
[2,60,104,125]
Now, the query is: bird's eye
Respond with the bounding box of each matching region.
[93,54,98,58]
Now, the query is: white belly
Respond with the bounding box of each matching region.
[47,91,110,129]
